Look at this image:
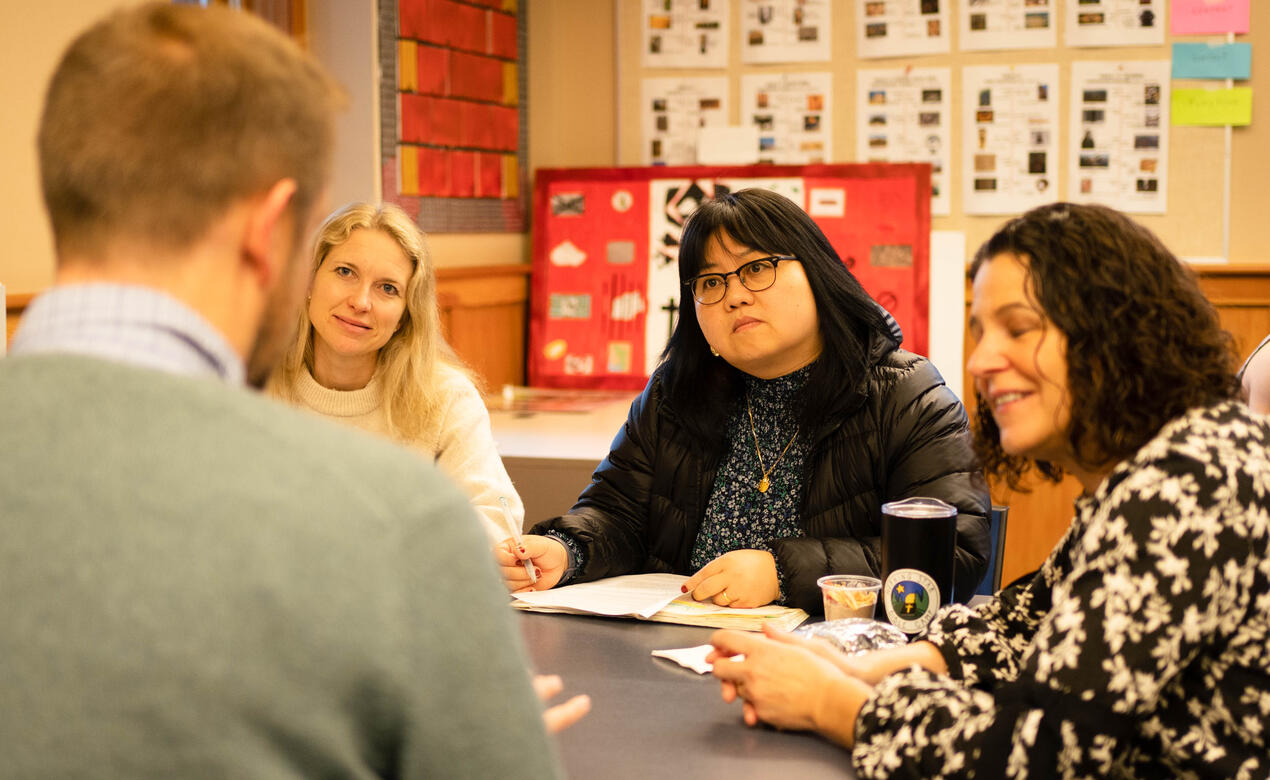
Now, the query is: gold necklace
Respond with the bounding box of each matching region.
[745,392,799,494]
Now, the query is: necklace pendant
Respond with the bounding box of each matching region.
[757,476,770,493]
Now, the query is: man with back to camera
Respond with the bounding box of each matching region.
[0,4,573,776]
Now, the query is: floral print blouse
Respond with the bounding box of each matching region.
[853,402,1270,779]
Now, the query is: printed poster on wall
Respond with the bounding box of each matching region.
[1065,0,1165,47]
[642,77,730,166]
[962,64,1061,215]
[856,67,952,216]
[529,164,932,389]
[740,72,833,164]
[641,0,730,69]
[960,0,1057,52]
[740,0,832,63]
[1068,60,1170,214]
[857,0,951,59]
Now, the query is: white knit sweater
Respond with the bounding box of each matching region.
[290,363,522,544]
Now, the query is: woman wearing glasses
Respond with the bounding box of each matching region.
[499,189,989,614]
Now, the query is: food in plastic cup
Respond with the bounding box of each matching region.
[817,575,882,621]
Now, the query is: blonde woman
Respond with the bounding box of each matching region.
[269,202,520,543]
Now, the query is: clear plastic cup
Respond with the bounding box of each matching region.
[817,575,882,621]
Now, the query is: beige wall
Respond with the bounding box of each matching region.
[0,1,615,296]
[0,1,135,297]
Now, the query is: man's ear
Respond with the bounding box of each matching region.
[242,178,298,289]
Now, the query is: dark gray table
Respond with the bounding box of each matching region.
[519,612,857,779]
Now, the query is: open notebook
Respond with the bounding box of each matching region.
[511,573,809,632]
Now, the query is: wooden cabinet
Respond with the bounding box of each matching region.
[963,264,1270,585]
[5,292,30,348]
[435,264,530,392]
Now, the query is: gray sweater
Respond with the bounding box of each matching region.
[0,354,560,778]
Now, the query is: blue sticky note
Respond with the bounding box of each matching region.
[1172,42,1252,80]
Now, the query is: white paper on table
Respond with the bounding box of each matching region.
[652,644,738,674]
[513,573,687,619]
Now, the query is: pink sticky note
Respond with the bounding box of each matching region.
[1172,0,1250,35]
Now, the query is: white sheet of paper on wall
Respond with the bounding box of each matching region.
[611,291,646,322]
[550,240,587,268]
[808,188,845,217]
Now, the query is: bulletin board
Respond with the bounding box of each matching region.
[610,1,1270,265]
[529,163,931,389]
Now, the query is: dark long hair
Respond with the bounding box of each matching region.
[660,188,891,449]
[969,202,1239,488]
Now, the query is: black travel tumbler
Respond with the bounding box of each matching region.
[880,497,957,636]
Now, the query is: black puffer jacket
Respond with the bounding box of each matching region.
[531,322,990,614]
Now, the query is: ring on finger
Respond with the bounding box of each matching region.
[720,589,732,605]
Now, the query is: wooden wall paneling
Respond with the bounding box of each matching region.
[435,264,531,392]
[5,293,31,348]
[963,265,1270,586]
[1196,266,1270,360]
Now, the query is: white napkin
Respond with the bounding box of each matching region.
[651,645,744,674]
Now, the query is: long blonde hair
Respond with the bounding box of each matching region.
[269,201,473,440]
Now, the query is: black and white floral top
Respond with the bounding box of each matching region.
[853,401,1270,779]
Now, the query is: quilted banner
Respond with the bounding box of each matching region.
[530,164,931,389]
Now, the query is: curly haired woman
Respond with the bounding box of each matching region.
[708,203,1270,778]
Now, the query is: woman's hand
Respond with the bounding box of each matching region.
[707,624,873,748]
[533,674,591,733]
[495,534,568,592]
[682,549,780,608]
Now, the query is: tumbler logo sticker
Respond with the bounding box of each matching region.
[883,568,940,633]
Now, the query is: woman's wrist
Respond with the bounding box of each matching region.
[813,673,871,749]
[543,530,584,584]
[910,640,949,675]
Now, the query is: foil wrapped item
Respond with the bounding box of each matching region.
[793,618,908,656]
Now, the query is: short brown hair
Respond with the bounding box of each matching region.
[969,203,1240,488]
[38,2,344,257]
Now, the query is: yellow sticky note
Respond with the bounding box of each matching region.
[1171,87,1253,126]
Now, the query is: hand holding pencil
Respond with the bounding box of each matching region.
[500,496,536,585]
[495,530,571,592]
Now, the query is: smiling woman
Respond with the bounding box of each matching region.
[267,202,521,545]
[497,189,990,615]
[705,203,1270,780]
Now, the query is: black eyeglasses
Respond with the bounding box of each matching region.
[683,256,797,305]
